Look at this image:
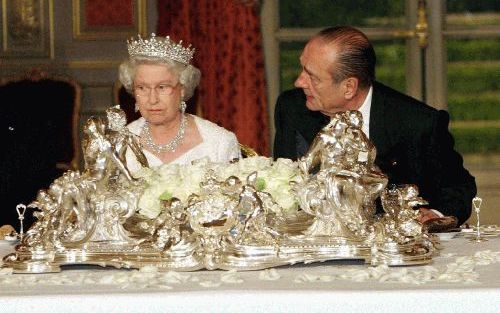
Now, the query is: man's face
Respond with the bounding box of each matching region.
[294,38,347,116]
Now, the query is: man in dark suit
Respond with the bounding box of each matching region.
[273,26,476,225]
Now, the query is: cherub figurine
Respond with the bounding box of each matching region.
[376,185,426,243]
[299,112,348,176]
[24,107,149,248]
[147,198,190,251]
[81,108,146,189]
[105,105,149,179]
[296,111,387,238]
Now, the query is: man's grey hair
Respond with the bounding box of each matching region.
[315,26,376,89]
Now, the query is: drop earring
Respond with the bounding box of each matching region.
[135,103,139,112]
[180,101,187,113]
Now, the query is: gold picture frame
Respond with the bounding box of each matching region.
[0,0,54,58]
[72,0,146,40]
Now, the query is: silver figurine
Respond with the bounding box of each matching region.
[3,109,434,273]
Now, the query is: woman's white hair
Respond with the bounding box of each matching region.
[118,56,201,101]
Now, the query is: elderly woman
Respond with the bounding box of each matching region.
[119,33,240,173]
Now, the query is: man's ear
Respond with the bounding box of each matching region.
[343,77,359,100]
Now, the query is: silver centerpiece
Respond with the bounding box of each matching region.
[3,109,434,273]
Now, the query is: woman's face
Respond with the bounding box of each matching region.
[133,63,184,126]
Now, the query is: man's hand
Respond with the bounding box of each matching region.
[418,208,440,224]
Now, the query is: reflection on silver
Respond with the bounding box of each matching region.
[3,109,434,273]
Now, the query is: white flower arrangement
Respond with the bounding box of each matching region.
[135,157,302,219]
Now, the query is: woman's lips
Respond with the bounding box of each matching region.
[148,109,163,114]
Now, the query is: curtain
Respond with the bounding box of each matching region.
[157,0,269,156]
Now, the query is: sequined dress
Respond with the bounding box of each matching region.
[125,115,241,173]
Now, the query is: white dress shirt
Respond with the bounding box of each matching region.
[357,86,373,138]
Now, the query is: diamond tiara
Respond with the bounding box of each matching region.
[127,33,195,65]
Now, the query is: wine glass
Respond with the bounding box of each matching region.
[15,204,27,241]
[469,197,487,243]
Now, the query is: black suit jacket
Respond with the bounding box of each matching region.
[273,81,476,225]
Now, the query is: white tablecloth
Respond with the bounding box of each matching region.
[1,236,499,313]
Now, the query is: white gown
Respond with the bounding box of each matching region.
[125,115,241,174]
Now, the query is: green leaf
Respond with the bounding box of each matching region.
[159,191,172,201]
[255,177,266,191]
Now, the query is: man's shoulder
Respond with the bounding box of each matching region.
[277,88,307,109]
[276,88,317,116]
[373,81,439,117]
[276,88,328,130]
[372,81,448,137]
[278,88,306,100]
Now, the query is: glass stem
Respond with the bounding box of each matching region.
[19,218,24,240]
[475,210,480,238]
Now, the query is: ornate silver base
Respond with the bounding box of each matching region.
[3,213,434,274]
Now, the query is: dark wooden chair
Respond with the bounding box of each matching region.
[113,81,141,124]
[0,71,81,229]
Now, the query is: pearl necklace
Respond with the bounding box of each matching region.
[141,114,187,154]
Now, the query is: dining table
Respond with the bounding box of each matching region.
[1,231,499,313]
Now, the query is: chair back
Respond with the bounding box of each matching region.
[113,82,141,123]
[0,70,81,228]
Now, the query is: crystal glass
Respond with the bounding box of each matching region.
[15,204,26,240]
[469,197,487,242]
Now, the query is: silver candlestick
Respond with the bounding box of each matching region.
[469,197,487,242]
